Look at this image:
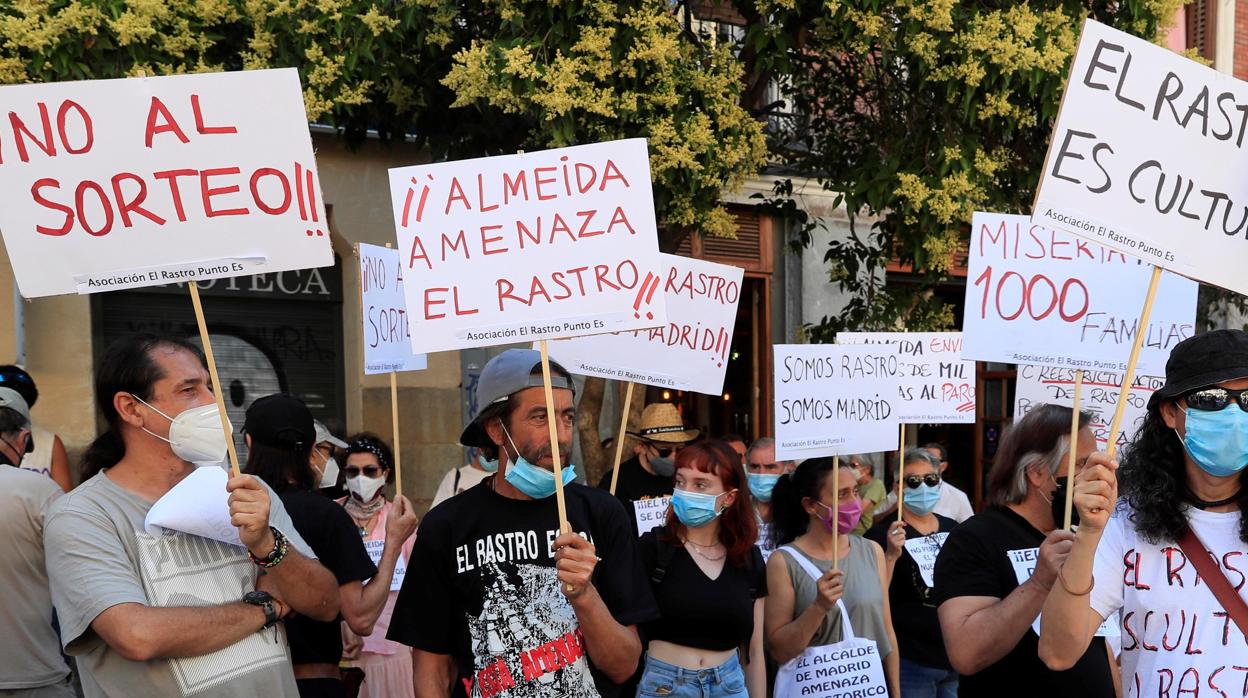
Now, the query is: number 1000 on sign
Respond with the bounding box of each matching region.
[972,267,1089,323]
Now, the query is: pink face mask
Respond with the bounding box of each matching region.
[818,499,863,535]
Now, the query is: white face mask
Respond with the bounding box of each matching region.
[132,395,229,464]
[316,454,340,489]
[347,473,386,502]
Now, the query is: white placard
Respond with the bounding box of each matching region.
[773,344,902,461]
[633,496,671,537]
[837,332,975,424]
[359,243,428,375]
[964,213,1197,376]
[1008,547,1119,638]
[1014,364,1163,452]
[1031,18,1248,296]
[388,139,667,353]
[0,68,331,299]
[144,466,242,548]
[363,539,406,592]
[546,254,744,395]
[903,532,950,588]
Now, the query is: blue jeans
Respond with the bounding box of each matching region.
[636,654,746,698]
[899,657,957,698]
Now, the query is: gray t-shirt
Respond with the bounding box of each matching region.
[0,465,69,690]
[44,468,315,698]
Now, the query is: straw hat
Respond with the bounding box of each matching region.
[628,403,700,444]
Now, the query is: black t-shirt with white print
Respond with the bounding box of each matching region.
[388,477,659,698]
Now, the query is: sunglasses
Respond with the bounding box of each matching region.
[1183,387,1248,412]
[903,473,942,489]
[344,465,384,478]
[646,443,677,458]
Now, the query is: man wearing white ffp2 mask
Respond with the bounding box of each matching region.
[312,421,346,490]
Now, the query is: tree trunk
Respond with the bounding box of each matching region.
[577,376,608,485]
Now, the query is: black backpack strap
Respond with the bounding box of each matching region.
[648,528,677,587]
[452,467,462,494]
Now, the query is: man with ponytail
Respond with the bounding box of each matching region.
[42,334,339,698]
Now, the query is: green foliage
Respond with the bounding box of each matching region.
[750,0,1182,338]
[0,0,765,246]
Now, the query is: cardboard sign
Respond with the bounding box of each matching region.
[903,532,950,588]
[363,539,406,592]
[1008,547,1118,638]
[0,68,331,298]
[1014,364,1163,452]
[633,496,671,537]
[546,254,743,395]
[359,243,428,375]
[775,637,889,698]
[388,139,667,353]
[964,213,1197,376]
[837,332,975,424]
[1031,19,1248,296]
[773,344,902,460]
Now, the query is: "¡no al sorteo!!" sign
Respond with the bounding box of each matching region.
[388,139,667,353]
[0,68,332,298]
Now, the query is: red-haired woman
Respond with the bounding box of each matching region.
[636,439,767,697]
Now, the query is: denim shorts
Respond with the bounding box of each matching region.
[636,653,746,698]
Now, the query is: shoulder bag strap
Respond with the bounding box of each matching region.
[778,546,859,639]
[453,467,462,494]
[1176,527,1248,639]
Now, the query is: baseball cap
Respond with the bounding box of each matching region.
[243,394,316,449]
[1148,330,1248,409]
[459,349,575,448]
[0,387,31,425]
[314,420,348,449]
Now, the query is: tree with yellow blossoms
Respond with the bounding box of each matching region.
[743,0,1183,336]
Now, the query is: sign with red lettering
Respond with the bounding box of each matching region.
[388,139,666,353]
[359,243,427,375]
[0,68,331,298]
[545,254,742,395]
[1014,364,1162,451]
[1032,18,1248,296]
[963,213,1197,376]
[837,332,975,424]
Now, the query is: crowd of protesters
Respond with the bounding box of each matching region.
[4,330,1248,697]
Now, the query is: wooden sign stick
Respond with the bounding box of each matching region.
[539,340,571,534]
[188,282,242,478]
[608,381,635,496]
[391,371,402,497]
[897,423,906,522]
[1062,369,1084,530]
[832,455,840,571]
[1106,266,1163,459]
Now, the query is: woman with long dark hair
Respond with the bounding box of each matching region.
[243,395,416,698]
[764,456,899,695]
[1040,330,1248,694]
[636,439,767,697]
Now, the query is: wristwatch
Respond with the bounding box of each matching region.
[243,590,280,628]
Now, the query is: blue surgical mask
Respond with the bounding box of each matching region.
[500,425,576,499]
[478,454,499,473]
[1182,407,1248,478]
[903,482,941,515]
[671,488,732,528]
[747,473,781,502]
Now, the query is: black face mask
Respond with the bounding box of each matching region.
[1052,477,1079,528]
[0,434,31,467]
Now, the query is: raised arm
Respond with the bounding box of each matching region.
[763,552,843,664]
[340,496,418,635]
[554,531,641,683]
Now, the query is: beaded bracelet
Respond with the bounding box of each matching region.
[248,526,290,569]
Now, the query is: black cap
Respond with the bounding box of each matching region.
[243,394,315,449]
[1148,330,1248,409]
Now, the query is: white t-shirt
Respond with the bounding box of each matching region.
[879,481,975,523]
[430,464,491,509]
[1091,504,1248,697]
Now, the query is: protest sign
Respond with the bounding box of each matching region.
[547,254,744,395]
[363,540,407,592]
[963,213,1197,376]
[144,466,242,547]
[359,243,428,375]
[633,496,671,537]
[0,68,332,298]
[904,533,950,588]
[1008,547,1119,638]
[1014,364,1162,452]
[388,139,667,353]
[1031,18,1248,297]
[773,344,902,460]
[837,332,975,423]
